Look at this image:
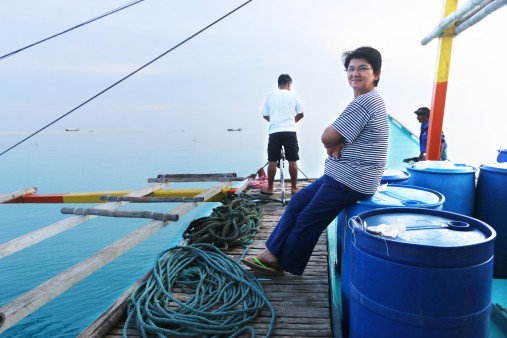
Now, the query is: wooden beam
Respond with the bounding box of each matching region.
[421,0,491,45]
[0,182,230,334]
[61,207,179,221]
[156,173,237,178]
[233,179,249,194]
[148,177,245,183]
[0,183,170,259]
[0,187,37,204]
[99,196,205,203]
[3,188,208,204]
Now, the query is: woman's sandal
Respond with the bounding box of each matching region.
[241,257,285,275]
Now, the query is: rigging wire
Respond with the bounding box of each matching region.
[0,0,145,62]
[0,0,254,158]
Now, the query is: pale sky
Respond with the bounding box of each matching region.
[1,0,506,165]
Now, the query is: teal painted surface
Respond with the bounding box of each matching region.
[386,116,420,170]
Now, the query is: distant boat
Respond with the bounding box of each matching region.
[65,128,80,132]
[227,128,242,132]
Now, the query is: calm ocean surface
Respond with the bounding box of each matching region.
[0,123,414,337]
[0,127,327,337]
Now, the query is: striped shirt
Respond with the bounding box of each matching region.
[324,90,389,194]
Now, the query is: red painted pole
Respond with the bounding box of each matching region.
[427,0,458,160]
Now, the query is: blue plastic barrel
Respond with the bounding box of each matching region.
[340,185,444,336]
[339,184,445,273]
[474,162,507,278]
[348,208,495,338]
[381,168,411,185]
[406,161,477,215]
[497,148,507,163]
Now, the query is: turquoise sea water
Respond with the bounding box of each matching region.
[0,129,264,337]
[0,126,336,337]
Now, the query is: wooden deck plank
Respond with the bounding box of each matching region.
[237,180,331,337]
[88,179,333,337]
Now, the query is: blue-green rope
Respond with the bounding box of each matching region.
[124,243,275,337]
[182,195,262,250]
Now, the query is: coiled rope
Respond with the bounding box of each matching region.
[231,191,287,205]
[124,243,275,337]
[182,195,262,250]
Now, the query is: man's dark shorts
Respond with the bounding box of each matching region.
[267,132,300,162]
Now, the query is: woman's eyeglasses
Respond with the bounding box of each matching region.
[345,66,372,73]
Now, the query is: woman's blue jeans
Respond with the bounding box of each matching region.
[265,175,370,275]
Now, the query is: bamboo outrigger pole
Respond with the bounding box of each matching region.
[0,183,170,259]
[0,182,234,334]
[61,207,180,221]
[0,187,37,203]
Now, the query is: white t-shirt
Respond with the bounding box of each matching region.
[261,89,304,134]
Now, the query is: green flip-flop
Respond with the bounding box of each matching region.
[241,257,285,275]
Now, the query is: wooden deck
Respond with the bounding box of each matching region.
[231,190,333,337]
[84,179,333,337]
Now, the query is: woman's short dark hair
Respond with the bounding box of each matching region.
[278,74,292,86]
[342,46,382,86]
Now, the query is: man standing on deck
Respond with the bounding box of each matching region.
[261,74,304,195]
[414,107,448,161]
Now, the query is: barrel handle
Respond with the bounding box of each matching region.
[446,220,470,231]
[406,220,470,231]
[401,200,422,207]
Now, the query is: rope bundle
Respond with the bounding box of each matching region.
[124,243,275,337]
[182,196,262,250]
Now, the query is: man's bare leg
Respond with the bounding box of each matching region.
[263,161,277,194]
[288,160,299,193]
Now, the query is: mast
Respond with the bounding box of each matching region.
[422,0,507,160]
[427,0,458,160]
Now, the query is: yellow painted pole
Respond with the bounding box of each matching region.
[427,0,458,160]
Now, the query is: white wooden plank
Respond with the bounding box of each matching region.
[0,183,170,259]
[0,187,37,203]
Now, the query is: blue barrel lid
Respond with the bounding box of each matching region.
[381,168,410,182]
[480,162,507,173]
[357,184,444,208]
[363,211,486,247]
[352,208,496,268]
[407,161,477,174]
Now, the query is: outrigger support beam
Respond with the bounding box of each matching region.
[61,207,179,221]
[421,0,493,45]
[0,182,232,334]
[148,173,245,183]
[0,187,37,204]
[100,196,205,203]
